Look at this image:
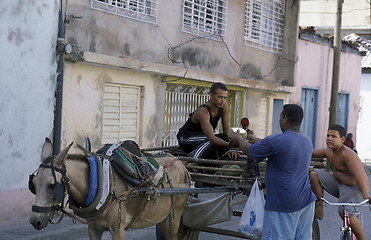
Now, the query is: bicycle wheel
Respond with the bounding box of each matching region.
[340,230,352,240]
[312,218,320,240]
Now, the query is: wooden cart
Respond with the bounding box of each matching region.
[142,146,325,239]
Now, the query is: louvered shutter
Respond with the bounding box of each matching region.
[256,97,268,138]
[102,84,141,144]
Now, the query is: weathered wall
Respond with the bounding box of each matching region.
[0,0,59,227]
[62,61,165,150]
[292,38,361,148]
[64,0,296,85]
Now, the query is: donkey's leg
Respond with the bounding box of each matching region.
[88,225,104,240]
[109,228,125,240]
[158,195,188,240]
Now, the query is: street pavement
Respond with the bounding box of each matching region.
[2,166,371,240]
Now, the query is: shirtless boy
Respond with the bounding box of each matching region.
[310,124,370,240]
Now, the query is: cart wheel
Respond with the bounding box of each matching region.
[312,217,320,240]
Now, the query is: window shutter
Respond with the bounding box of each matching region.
[256,97,268,138]
[102,83,141,144]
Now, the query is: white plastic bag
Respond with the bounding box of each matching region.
[239,178,265,239]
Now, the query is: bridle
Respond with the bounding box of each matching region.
[29,156,69,214]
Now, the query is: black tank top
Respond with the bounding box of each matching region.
[178,104,223,133]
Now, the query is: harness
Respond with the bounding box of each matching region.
[28,140,181,227]
[29,156,68,214]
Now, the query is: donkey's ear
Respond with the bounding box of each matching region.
[41,138,53,162]
[54,142,73,166]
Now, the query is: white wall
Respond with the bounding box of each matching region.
[0,0,59,227]
[299,0,371,38]
[357,73,371,161]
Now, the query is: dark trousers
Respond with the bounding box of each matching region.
[177,132,229,159]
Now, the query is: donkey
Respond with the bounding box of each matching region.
[29,138,190,239]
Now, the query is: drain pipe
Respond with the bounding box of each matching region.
[53,2,65,154]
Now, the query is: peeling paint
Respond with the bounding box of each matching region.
[144,115,158,146]
[123,42,130,56]
[98,72,113,83]
[77,74,82,85]
[88,15,97,52]
[241,64,262,79]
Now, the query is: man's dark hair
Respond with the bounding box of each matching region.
[328,124,346,138]
[210,82,228,94]
[281,104,303,126]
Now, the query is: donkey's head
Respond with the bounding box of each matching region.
[29,138,72,230]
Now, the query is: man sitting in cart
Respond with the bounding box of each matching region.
[177,82,236,160]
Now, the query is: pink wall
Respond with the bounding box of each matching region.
[292,38,361,148]
[0,189,35,228]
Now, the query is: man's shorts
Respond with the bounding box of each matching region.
[314,169,363,216]
[262,202,314,240]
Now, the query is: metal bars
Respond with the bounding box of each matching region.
[163,84,210,146]
[182,0,228,40]
[162,83,241,147]
[91,0,158,24]
[244,0,285,53]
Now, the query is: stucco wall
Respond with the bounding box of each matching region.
[357,74,371,161]
[292,38,361,148]
[63,0,295,85]
[62,62,165,151]
[0,0,59,227]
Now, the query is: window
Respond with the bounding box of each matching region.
[244,0,285,53]
[91,0,158,24]
[182,0,228,39]
[102,83,142,144]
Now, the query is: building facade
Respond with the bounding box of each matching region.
[293,32,362,148]
[61,0,298,149]
[0,0,59,228]
[299,0,371,39]
[0,0,301,227]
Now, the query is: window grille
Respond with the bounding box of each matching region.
[91,0,158,24]
[244,0,285,53]
[162,83,240,147]
[182,0,228,40]
[102,83,141,144]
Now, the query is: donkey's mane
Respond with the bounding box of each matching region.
[67,154,88,161]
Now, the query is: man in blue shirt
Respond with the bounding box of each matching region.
[230,104,316,239]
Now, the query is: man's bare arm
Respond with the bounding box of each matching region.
[196,107,229,148]
[247,134,261,144]
[312,148,330,158]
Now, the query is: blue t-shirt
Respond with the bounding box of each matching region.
[249,130,316,212]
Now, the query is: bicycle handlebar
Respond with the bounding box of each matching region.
[319,198,370,207]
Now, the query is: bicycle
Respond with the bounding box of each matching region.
[320,197,370,240]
